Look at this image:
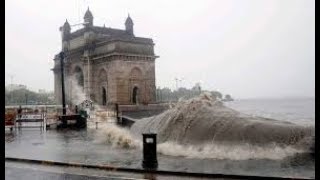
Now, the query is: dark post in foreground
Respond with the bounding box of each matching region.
[142,133,158,169]
[59,51,66,116]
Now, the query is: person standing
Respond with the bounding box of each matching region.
[17,105,22,119]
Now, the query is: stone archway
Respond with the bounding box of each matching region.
[98,69,108,105]
[102,87,107,106]
[132,86,139,104]
[129,67,143,104]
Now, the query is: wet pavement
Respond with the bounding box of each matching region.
[5,127,315,179]
[6,166,136,180]
[6,161,218,180]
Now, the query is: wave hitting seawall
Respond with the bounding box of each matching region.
[129,93,314,160]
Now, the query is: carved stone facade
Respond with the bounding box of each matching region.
[52,9,158,105]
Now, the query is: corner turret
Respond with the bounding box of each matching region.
[84,7,93,27]
[125,14,134,36]
[60,19,71,41]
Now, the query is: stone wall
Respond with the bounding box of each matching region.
[92,58,156,105]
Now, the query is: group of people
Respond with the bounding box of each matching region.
[17,106,22,119]
[16,105,42,119]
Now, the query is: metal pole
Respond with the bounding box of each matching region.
[25,93,28,105]
[59,52,66,115]
[87,55,90,100]
[115,103,119,118]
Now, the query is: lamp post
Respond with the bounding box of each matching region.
[87,54,90,100]
[59,51,67,115]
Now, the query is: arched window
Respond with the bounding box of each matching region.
[130,67,143,79]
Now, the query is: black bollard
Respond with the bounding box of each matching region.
[142,133,158,169]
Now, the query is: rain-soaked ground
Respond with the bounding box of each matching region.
[5,125,315,179]
[6,161,217,180]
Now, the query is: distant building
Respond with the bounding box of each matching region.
[192,83,202,93]
[6,84,27,91]
[38,89,47,93]
[52,8,158,106]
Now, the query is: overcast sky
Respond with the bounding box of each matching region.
[5,0,314,99]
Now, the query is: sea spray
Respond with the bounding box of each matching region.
[130,93,314,159]
[67,79,140,148]
[94,123,141,149]
[87,104,141,148]
[68,80,314,160]
[68,75,103,125]
[67,75,87,106]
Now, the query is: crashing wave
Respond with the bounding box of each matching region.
[130,93,314,159]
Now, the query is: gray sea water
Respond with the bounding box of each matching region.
[224,97,315,126]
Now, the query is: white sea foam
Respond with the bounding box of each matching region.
[157,142,304,160]
[67,75,87,106]
[94,123,141,149]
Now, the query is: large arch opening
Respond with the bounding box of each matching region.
[132,86,139,104]
[98,69,108,105]
[102,87,107,106]
[130,67,143,104]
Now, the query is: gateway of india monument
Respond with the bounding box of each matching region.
[52,8,158,106]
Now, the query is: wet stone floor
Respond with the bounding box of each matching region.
[5,127,315,179]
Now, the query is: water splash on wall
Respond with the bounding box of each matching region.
[130,93,314,160]
[94,123,141,149]
[67,80,314,160]
[67,75,87,106]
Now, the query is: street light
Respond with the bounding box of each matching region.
[59,51,67,115]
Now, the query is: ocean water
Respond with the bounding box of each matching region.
[224,97,315,126]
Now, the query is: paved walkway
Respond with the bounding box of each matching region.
[6,161,214,180]
[5,129,315,179]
